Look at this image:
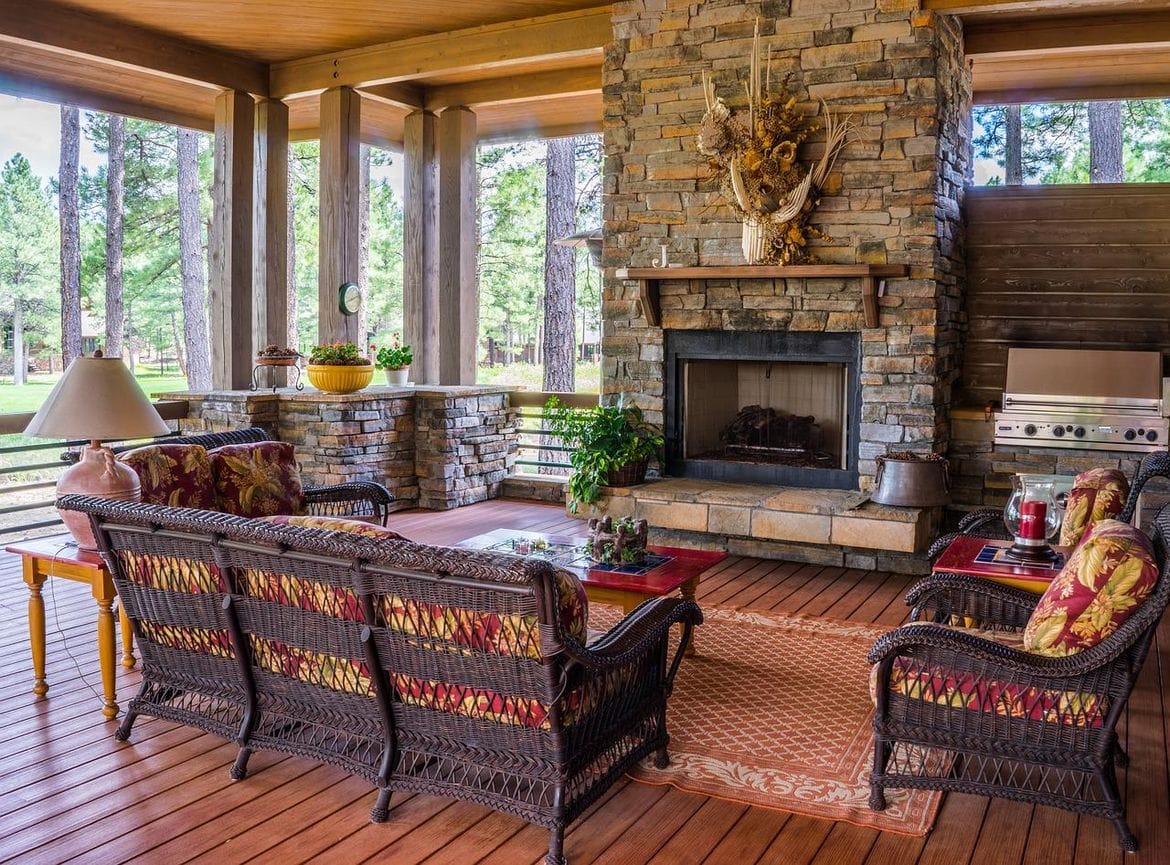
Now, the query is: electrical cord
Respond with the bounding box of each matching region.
[42,536,109,706]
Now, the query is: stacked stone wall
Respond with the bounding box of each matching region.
[602,0,971,488]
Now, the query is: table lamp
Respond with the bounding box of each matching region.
[24,351,171,549]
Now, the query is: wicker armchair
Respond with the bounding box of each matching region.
[928,451,1170,561]
[64,426,394,525]
[869,509,1170,851]
[62,495,700,865]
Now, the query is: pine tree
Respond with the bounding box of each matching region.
[59,105,83,367]
[177,128,211,389]
[105,113,126,357]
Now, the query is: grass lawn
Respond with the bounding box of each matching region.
[0,372,191,414]
[477,361,600,393]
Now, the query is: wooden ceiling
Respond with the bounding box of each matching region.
[0,1,1167,146]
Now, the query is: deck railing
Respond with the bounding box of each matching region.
[0,400,190,540]
[509,391,597,475]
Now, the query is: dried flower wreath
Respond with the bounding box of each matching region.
[697,22,854,264]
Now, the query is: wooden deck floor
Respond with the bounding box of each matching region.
[0,499,1166,865]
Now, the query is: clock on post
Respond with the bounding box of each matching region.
[338,281,362,316]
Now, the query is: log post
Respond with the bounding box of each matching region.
[318,86,362,347]
[254,98,289,383]
[209,89,254,390]
[403,110,439,384]
[438,106,478,385]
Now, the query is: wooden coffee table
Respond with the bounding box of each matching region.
[932,535,1069,594]
[459,528,724,655]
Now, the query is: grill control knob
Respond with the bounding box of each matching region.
[1074,426,1086,438]
[1053,425,1065,437]
[1024,424,1037,436]
[1125,429,1137,441]
[1147,429,1159,442]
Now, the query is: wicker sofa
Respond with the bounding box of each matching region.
[64,426,395,526]
[59,495,701,865]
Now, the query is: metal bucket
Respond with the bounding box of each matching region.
[871,455,950,507]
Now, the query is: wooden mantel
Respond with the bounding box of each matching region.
[614,264,910,328]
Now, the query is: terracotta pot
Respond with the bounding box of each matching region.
[306,363,374,394]
[255,356,299,367]
[606,459,648,488]
[383,366,410,386]
[57,445,142,549]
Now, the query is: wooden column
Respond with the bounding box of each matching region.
[318,86,361,346]
[253,98,289,382]
[209,89,254,391]
[438,106,478,385]
[403,110,440,384]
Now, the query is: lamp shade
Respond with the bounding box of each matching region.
[24,355,170,440]
[553,228,602,269]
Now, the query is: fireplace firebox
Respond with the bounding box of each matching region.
[664,331,860,489]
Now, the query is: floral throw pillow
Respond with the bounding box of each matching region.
[118,444,215,509]
[209,441,305,518]
[258,514,405,541]
[1024,519,1158,657]
[1059,468,1129,548]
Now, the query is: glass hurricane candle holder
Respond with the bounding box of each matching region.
[1003,474,1062,563]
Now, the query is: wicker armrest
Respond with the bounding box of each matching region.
[906,572,1039,629]
[303,482,395,526]
[958,508,1003,532]
[559,597,703,672]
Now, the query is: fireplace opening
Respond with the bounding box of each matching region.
[665,330,860,489]
[684,360,846,470]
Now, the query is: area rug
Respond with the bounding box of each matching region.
[597,605,943,835]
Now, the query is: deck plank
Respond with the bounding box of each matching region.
[0,499,1163,865]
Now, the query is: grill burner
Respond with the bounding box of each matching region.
[994,348,1168,454]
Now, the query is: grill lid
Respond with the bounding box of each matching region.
[1003,348,1163,412]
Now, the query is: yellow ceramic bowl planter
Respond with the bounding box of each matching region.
[306,363,374,394]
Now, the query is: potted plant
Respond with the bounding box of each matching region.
[306,341,374,394]
[371,334,413,386]
[544,395,664,513]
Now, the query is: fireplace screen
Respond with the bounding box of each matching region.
[682,360,847,470]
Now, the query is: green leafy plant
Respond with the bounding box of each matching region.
[308,341,370,366]
[544,396,664,513]
[370,334,413,370]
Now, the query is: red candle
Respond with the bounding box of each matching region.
[1018,499,1047,541]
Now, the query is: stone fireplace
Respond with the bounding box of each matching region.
[601,1,971,493]
[664,330,859,488]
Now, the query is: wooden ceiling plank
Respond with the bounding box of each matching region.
[0,0,268,95]
[965,12,1170,56]
[974,82,1170,104]
[0,67,213,130]
[926,0,1144,12]
[476,118,600,144]
[269,7,611,99]
[421,66,600,110]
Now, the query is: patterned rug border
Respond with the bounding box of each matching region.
[622,605,941,837]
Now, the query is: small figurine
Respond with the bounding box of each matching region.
[587,516,649,565]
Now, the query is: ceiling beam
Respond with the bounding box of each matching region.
[359,82,425,111]
[926,0,1144,11]
[477,119,601,145]
[0,68,213,131]
[974,82,1170,104]
[966,12,1170,56]
[270,7,611,99]
[0,0,268,96]
[422,66,600,111]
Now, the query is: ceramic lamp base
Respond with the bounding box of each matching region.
[56,444,142,550]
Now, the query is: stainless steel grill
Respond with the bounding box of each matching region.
[993,348,1168,453]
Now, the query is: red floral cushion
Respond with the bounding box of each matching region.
[871,624,1105,728]
[118,444,215,510]
[115,550,225,593]
[209,441,305,518]
[1059,468,1129,548]
[1024,519,1158,657]
[249,636,373,695]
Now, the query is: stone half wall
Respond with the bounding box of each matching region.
[164,386,518,511]
[601,0,971,488]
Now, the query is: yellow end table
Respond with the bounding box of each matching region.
[7,535,136,719]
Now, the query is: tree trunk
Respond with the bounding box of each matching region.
[1004,104,1023,186]
[541,137,577,475]
[126,302,135,373]
[12,302,25,386]
[542,137,576,392]
[105,114,126,358]
[59,105,82,367]
[177,129,212,390]
[358,144,370,345]
[1088,101,1124,183]
[171,311,187,376]
[287,160,298,349]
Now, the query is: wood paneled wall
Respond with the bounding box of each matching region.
[961,184,1170,406]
